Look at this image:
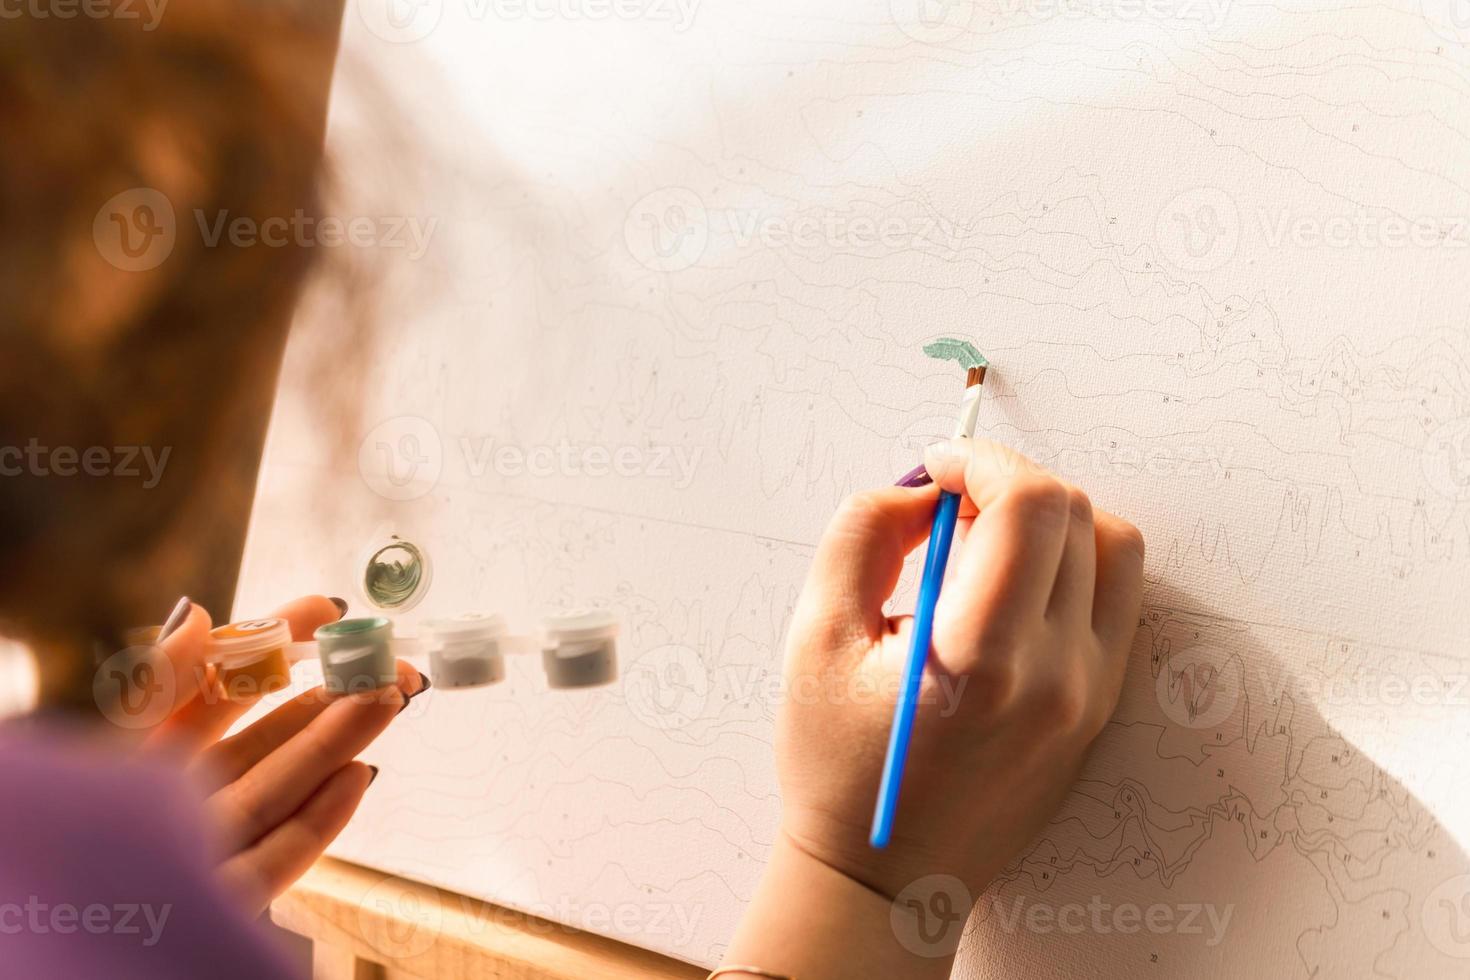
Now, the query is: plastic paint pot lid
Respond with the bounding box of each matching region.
[427,613,508,643]
[315,616,393,642]
[210,619,291,664]
[541,609,619,644]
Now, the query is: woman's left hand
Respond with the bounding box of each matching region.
[123,596,426,913]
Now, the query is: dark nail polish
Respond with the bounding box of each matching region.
[398,672,431,714]
[895,464,933,488]
[367,765,380,786]
[328,597,348,618]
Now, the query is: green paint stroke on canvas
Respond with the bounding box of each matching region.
[923,337,989,370]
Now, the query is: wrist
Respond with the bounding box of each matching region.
[721,830,961,980]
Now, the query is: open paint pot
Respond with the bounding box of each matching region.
[315,616,398,693]
[210,618,292,702]
[540,609,619,689]
[426,613,508,690]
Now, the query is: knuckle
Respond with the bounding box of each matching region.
[1004,476,1070,527]
[972,612,1023,653]
[1026,672,1091,733]
[1109,519,1146,560]
[1065,486,1094,525]
[969,654,1020,709]
[836,489,886,527]
[1081,693,1117,740]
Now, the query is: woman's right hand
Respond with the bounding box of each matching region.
[724,437,1145,978]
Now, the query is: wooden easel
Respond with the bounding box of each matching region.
[273,858,706,980]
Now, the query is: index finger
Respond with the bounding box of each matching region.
[269,595,349,641]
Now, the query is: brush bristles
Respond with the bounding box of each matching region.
[966,365,987,387]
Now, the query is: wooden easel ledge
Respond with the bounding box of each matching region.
[273,858,706,980]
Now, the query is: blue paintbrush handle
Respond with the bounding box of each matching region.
[870,488,962,848]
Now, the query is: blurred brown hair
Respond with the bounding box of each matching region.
[0,2,345,709]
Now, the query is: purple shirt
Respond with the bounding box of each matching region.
[0,720,303,978]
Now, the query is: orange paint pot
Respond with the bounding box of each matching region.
[210,618,292,702]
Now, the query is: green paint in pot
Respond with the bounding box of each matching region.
[363,540,427,609]
[315,616,397,692]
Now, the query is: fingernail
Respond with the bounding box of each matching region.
[894,463,932,488]
[158,596,192,643]
[397,672,431,715]
[367,765,380,786]
[328,597,348,618]
[923,439,969,481]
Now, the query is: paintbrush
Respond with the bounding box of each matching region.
[870,360,987,848]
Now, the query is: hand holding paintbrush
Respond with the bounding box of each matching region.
[723,409,1146,976]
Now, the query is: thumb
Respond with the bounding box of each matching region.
[791,487,938,655]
